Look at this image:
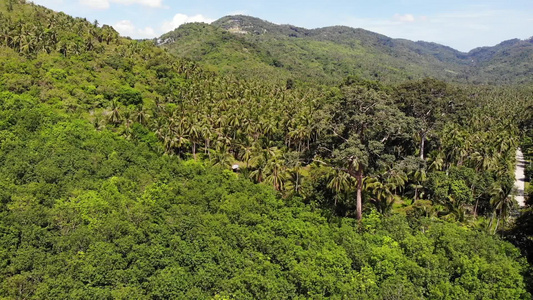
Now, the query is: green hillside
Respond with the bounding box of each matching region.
[156,23,290,82]
[0,1,533,299]
[160,15,533,85]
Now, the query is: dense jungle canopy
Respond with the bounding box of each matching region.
[0,1,532,299]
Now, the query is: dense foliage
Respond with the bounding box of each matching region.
[0,92,529,299]
[0,1,532,298]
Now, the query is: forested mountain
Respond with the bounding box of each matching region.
[0,1,533,298]
[159,15,533,85]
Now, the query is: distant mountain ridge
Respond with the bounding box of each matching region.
[159,15,533,85]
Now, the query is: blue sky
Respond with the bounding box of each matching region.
[31,0,533,52]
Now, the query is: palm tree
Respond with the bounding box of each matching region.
[264,158,287,192]
[409,168,427,202]
[384,169,407,194]
[210,146,233,168]
[365,177,398,216]
[108,99,121,125]
[187,119,202,160]
[122,108,133,139]
[488,182,515,234]
[134,105,150,126]
[428,150,445,171]
[326,169,352,206]
[239,143,258,168]
[286,166,305,197]
[442,195,468,222]
[91,115,104,131]
[249,166,265,183]
[248,147,274,182]
[173,126,190,157]
[153,117,166,140]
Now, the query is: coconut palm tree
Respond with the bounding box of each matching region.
[327,169,353,206]
[264,158,287,192]
[409,168,427,202]
[365,177,398,216]
[134,105,150,126]
[187,119,202,160]
[210,146,233,168]
[488,182,515,234]
[108,99,122,125]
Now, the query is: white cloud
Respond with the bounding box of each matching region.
[342,8,533,52]
[114,20,136,36]
[393,14,415,23]
[112,13,215,39]
[161,13,215,33]
[139,27,156,36]
[79,0,163,9]
[113,20,156,38]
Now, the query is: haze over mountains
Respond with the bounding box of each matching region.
[158,15,533,85]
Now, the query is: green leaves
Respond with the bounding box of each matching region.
[0,105,528,298]
[0,2,531,298]
[117,86,142,106]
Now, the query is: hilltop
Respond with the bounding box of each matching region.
[159,15,533,85]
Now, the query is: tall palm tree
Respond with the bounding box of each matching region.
[428,150,445,171]
[264,158,287,192]
[187,119,202,160]
[409,168,427,202]
[108,100,121,125]
[365,177,398,216]
[488,183,515,234]
[286,166,305,197]
[327,169,353,206]
[122,108,133,139]
[134,105,150,126]
[239,142,258,168]
[209,146,233,168]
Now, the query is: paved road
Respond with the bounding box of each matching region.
[515,149,527,207]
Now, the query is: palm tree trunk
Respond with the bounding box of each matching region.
[295,172,300,194]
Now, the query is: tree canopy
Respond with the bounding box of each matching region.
[0,1,532,298]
